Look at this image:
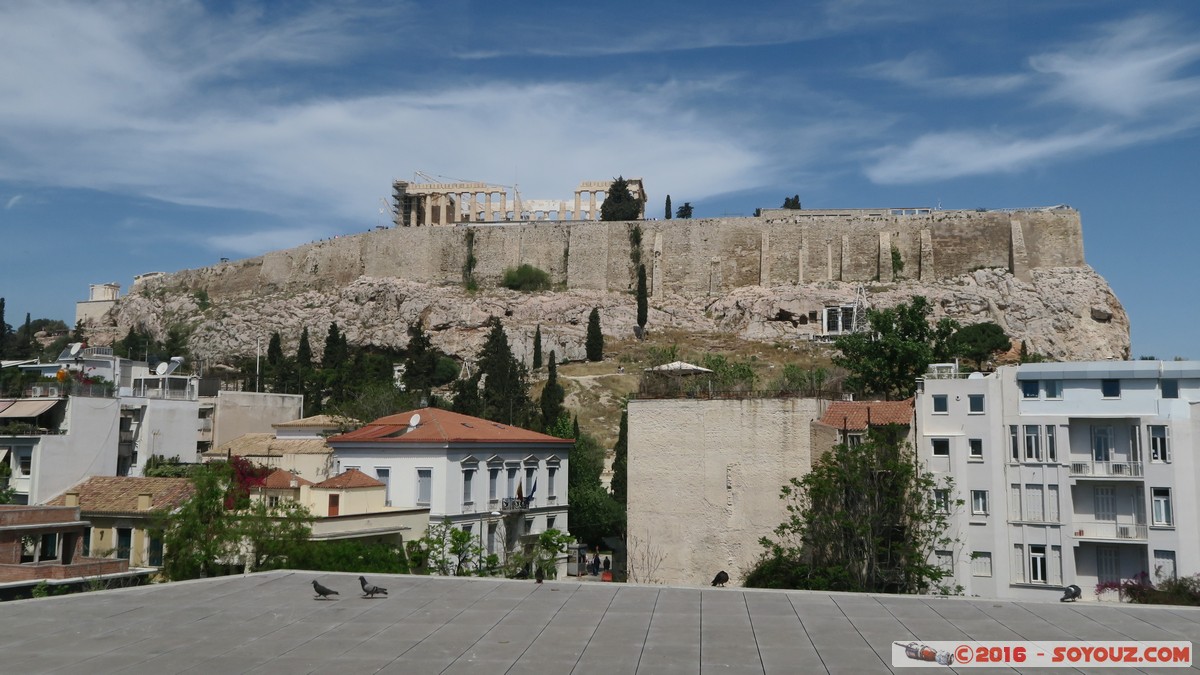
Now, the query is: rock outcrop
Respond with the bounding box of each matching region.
[105,265,1129,365]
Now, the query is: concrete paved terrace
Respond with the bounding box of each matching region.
[0,570,1197,674]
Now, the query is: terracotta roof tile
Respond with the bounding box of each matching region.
[818,399,913,431]
[314,468,384,489]
[45,477,195,514]
[328,407,573,446]
[261,469,314,489]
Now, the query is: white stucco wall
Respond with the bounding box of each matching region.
[208,391,304,448]
[627,397,825,587]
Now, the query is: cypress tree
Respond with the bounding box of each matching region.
[665,195,672,220]
[636,264,648,333]
[403,323,438,399]
[585,308,603,362]
[532,324,543,370]
[611,408,628,503]
[476,316,533,426]
[296,328,315,415]
[0,297,7,358]
[266,332,285,393]
[539,351,565,431]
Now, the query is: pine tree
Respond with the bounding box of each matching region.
[585,308,603,362]
[532,324,543,370]
[611,408,628,503]
[665,195,672,220]
[296,328,315,415]
[636,264,648,333]
[539,351,565,431]
[675,202,693,219]
[402,323,438,399]
[782,195,802,209]
[476,316,533,426]
[600,176,641,221]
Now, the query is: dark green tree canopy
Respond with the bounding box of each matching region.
[664,194,672,220]
[781,194,802,209]
[585,308,604,362]
[532,324,543,370]
[476,316,534,426]
[636,264,648,331]
[600,176,642,221]
[833,296,958,400]
[539,351,565,432]
[402,323,439,398]
[948,322,1011,370]
[610,408,628,504]
[674,202,693,219]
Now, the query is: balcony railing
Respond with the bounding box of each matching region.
[1070,460,1144,478]
[1072,521,1148,541]
[500,497,533,513]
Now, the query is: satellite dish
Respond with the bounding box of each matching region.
[408,413,421,428]
[155,362,169,375]
[69,342,82,357]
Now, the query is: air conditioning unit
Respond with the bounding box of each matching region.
[31,386,43,397]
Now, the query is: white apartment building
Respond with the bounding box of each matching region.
[917,361,1200,601]
[326,407,572,562]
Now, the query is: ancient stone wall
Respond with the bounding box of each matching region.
[133,209,1086,301]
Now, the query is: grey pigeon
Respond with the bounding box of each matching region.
[535,567,545,584]
[711,571,729,587]
[359,576,387,598]
[312,579,339,600]
[1060,584,1082,602]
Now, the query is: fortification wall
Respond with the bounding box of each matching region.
[136,209,1085,299]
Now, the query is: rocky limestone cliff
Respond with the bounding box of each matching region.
[104,266,1129,366]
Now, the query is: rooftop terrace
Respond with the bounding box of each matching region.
[1,571,1196,673]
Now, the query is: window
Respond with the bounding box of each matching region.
[1162,379,1179,399]
[376,468,391,507]
[116,528,132,560]
[968,394,985,413]
[1096,547,1119,585]
[462,469,474,505]
[328,494,340,516]
[932,395,948,413]
[1154,550,1177,580]
[1009,484,1022,520]
[931,438,950,457]
[1025,484,1044,522]
[507,467,517,498]
[525,517,536,535]
[1101,379,1121,398]
[1009,425,1019,462]
[1150,426,1170,462]
[267,495,280,508]
[1044,380,1062,399]
[487,522,498,555]
[933,489,950,514]
[1047,485,1060,522]
[547,515,557,531]
[844,432,863,447]
[547,467,557,498]
[1152,488,1173,526]
[489,468,499,501]
[935,550,954,574]
[1024,425,1040,461]
[417,468,432,505]
[1094,486,1115,521]
[1045,426,1057,463]
[1021,380,1039,399]
[971,552,993,577]
[39,533,58,562]
[971,490,989,515]
[1092,426,1113,462]
[968,438,983,459]
[18,454,31,476]
[525,466,536,498]
[1129,425,1142,463]
[82,528,91,557]
[1030,544,1047,583]
[1012,544,1025,583]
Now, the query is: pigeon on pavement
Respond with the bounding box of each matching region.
[359,576,388,598]
[711,571,729,587]
[312,579,339,600]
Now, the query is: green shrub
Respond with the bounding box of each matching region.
[432,357,461,386]
[501,264,551,291]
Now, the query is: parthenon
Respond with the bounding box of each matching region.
[391,177,646,226]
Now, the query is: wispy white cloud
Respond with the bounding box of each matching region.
[4,195,21,210]
[862,52,1029,96]
[1030,14,1200,117]
[204,226,331,257]
[865,127,1121,184]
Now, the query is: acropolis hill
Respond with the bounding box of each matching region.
[108,206,1129,365]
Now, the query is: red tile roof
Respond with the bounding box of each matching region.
[328,407,573,446]
[314,468,384,489]
[818,399,913,431]
[45,477,195,514]
[261,469,314,489]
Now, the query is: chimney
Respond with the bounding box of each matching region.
[65,492,79,507]
[137,493,152,511]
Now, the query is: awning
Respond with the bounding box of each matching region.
[0,400,58,418]
[0,401,13,414]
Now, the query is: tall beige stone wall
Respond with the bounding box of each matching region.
[627,397,827,587]
[134,209,1086,301]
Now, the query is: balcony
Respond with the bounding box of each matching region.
[1072,521,1148,541]
[500,497,533,513]
[1070,460,1144,478]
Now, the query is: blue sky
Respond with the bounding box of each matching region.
[1,1,1198,358]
